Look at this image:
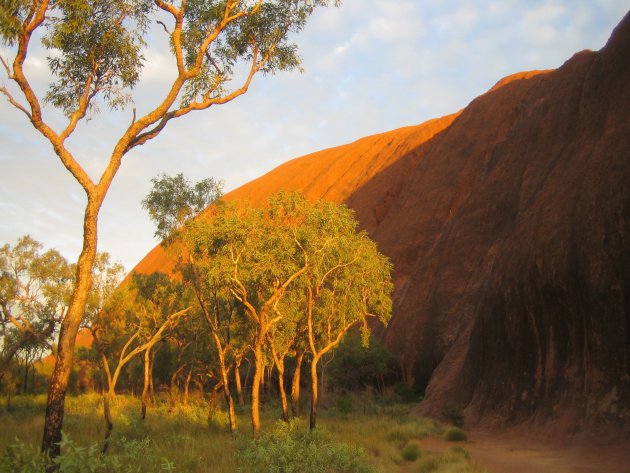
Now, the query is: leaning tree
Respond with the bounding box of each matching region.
[0,0,339,458]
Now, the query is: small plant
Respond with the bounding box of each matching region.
[237,418,375,473]
[448,445,471,459]
[336,395,354,416]
[416,446,476,473]
[440,405,464,427]
[444,427,468,442]
[0,432,177,473]
[400,443,420,462]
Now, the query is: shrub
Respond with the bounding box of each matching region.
[447,446,470,459]
[336,395,354,416]
[0,432,176,473]
[401,443,420,462]
[440,405,464,427]
[386,418,443,447]
[444,427,468,442]
[236,418,375,473]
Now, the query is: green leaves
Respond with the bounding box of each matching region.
[142,173,223,244]
[41,0,153,115]
[0,0,28,46]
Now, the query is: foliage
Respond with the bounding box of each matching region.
[0,392,480,473]
[440,405,464,428]
[142,174,223,244]
[416,446,481,473]
[401,443,420,462]
[327,328,397,392]
[236,418,375,473]
[444,427,468,442]
[0,432,175,473]
[385,417,443,448]
[0,236,73,381]
[393,383,424,403]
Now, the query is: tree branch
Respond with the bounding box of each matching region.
[0,85,32,119]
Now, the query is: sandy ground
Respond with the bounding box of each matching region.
[418,430,630,473]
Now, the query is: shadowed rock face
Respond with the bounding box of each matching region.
[131,12,630,433]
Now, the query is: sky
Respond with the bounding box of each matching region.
[1,0,628,272]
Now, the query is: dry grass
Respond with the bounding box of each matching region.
[0,392,482,473]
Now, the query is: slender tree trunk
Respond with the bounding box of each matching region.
[184,366,193,405]
[251,343,263,437]
[102,389,114,454]
[141,348,151,420]
[169,366,183,411]
[23,361,28,394]
[290,351,304,417]
[234,357,244,406]
[212,333,236,432]
[42,201,99,459]
[276,359,289,422]
[196,378,205,398]
[309,355,320,431]
[208,380,223,421]
[148,349,157,404]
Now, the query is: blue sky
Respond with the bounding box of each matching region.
[1,1,628,271]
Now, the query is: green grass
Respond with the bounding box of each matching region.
[444,427,468,442]
[0,392,483,473]
[417,446,487,473]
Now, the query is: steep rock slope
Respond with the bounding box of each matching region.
[131,13,630,432]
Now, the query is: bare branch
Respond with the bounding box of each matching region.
[156,20,171,34]
[0,55,13,78]
[0,85,33,119]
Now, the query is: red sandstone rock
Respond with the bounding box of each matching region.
[131,12,630,434]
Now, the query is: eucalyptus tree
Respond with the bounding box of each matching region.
[0,236,73,383]
[185,193,312,435]
[266,294,301,422]
[142,173,223,245]
[92,271,191,453]
[177,254,245,433]
[299,201,393,430]
[0,0,339,456]
[144,173,245,431]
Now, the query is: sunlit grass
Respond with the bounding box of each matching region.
[0,392,484,473]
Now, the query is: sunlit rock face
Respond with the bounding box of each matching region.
[132,12,630,434]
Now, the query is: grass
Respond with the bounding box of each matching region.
[444,427,468,442]
[0,392,485,473]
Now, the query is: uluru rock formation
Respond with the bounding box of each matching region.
[132,12,630,434]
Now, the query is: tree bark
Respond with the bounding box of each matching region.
[42,201,99,458]
[250,343,263,437]
[309,356,320,431]
[149,348,157,404]
[102,390,114,454]
[234,356,244,406]
[208,380,223,421]
[141,348,151,420]
[212,333,236,432]
[184,366,193,405]
[290,351,304,417]
[276,359,289,422]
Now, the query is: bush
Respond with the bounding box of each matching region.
[401,443,420,462]
[386,418,443,447]
[393,383,423,403]
[416,446,475,473]
[0,432,176,473]
[444,427,467,442]
[336,395,354,416]
[236,418,375,473]
[440,405,464,427]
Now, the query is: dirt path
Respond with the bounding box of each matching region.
[419,431,630,473]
